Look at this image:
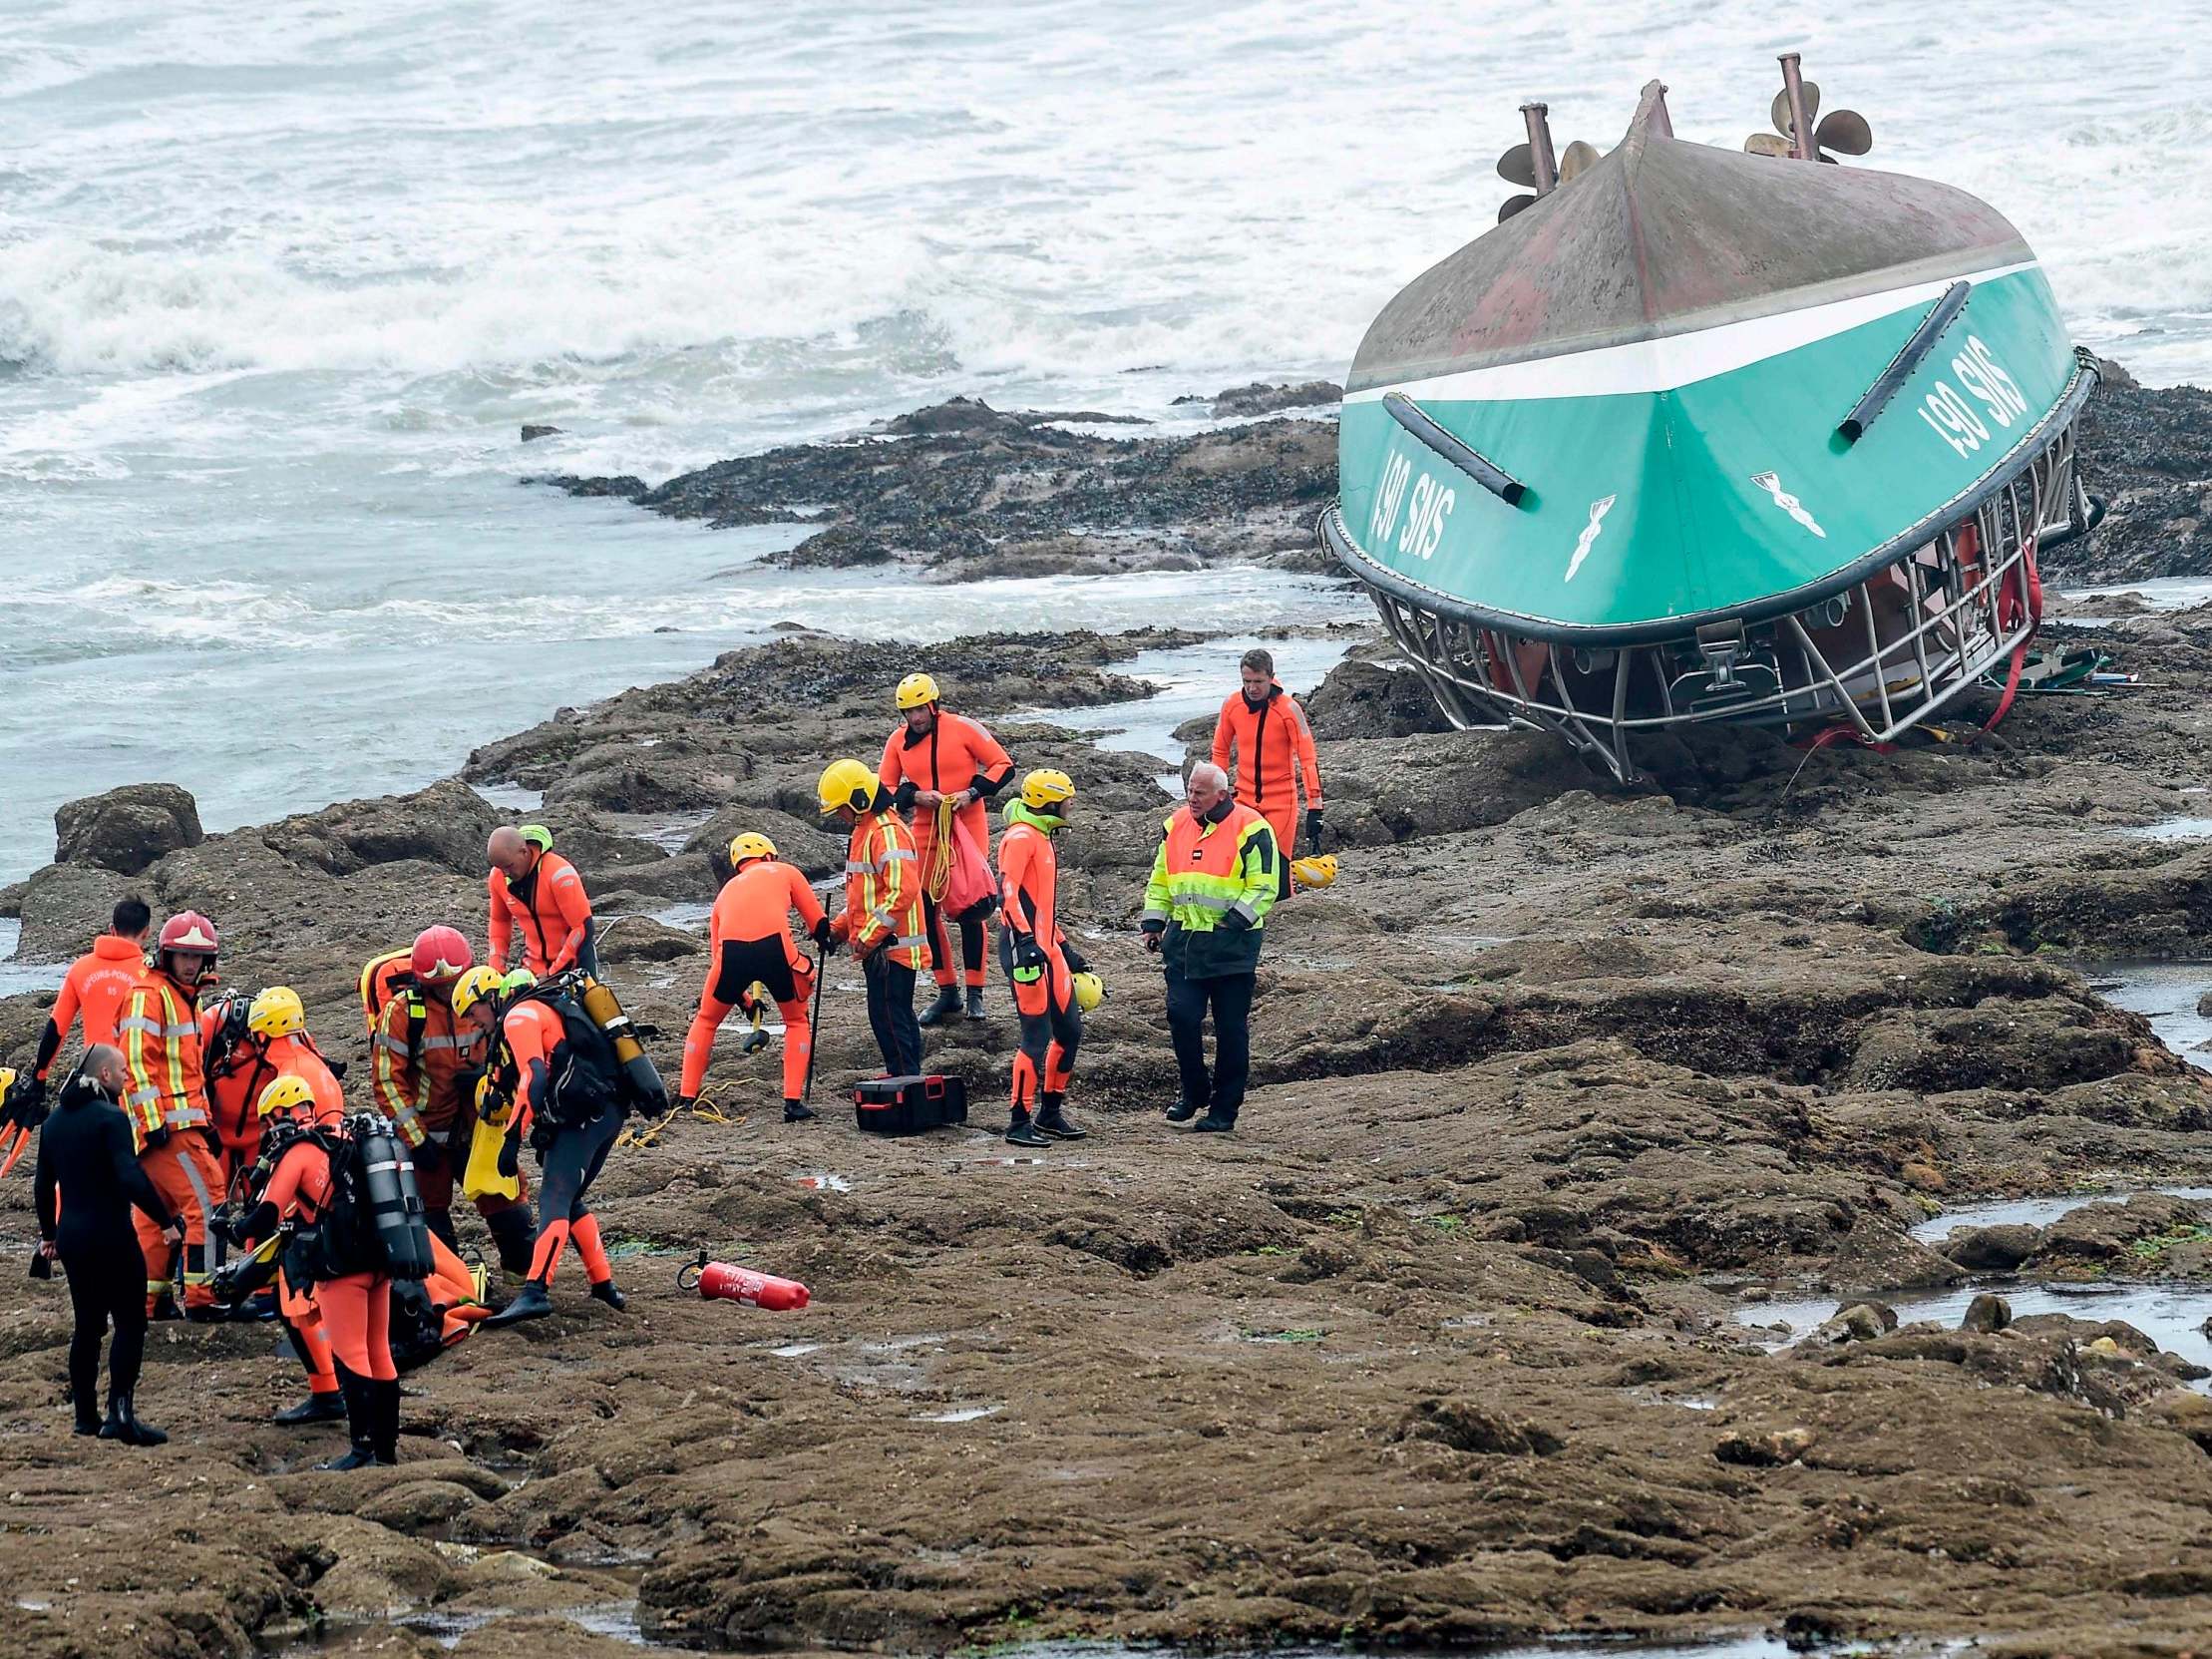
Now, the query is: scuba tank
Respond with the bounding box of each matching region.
[576,974,669,1111]
[349,1112,434,1281]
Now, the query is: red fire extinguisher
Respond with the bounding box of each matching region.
[679,1251,810,1311]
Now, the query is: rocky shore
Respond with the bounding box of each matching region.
[535,388,1338,583]
[4,375,2212,1657]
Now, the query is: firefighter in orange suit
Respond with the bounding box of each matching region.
[119,911,224,1317]
[880,672,1013,1026]
[679,833,832,1123]
[819,758,930,1076]
[487,824,595,977]
[996,769,1088,1147]
[1211,646,1322,900]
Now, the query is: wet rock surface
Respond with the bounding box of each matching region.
[9,381,2212,1655]
[1174,378,1344,418]
[2052,375,2212,585]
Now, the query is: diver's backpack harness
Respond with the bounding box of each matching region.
[484,973,629,1138]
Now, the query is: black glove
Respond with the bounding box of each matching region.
[1220,909,1252,933]
[1011,935,1047,980]
[412,1135,445,1176]
[20,1073,45,1113]
[1061,943,1090,976]
[497,1121,522,1179]
[811,917,834,950]
[1304,808,1324,849]
[143,1125,170,1151]
[29,1246,52,1281]
[1142,925,1164,955]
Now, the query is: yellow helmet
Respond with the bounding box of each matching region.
[500,969,538,996]
[519,824,553,852]
[1070,970,1103,1013]
[727,832,778,868]
[451,965,504,1021]
[817,757,878,815]
[247,986,306,1040]
[1291,854,1339,890]
[1020,768,1076,811]
[895,671,940,711]
[0,1066,17,1102]
[256,1074,316,1120]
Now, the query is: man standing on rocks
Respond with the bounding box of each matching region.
[879,672,1013,1027]
[819,758,929,1077]
[678,832,833,1124]
[1141,763,1278,1135]
[1211,648,1322,901]
[487,824,597,979]
[119,912,224,1316]
[26,897,152,1112]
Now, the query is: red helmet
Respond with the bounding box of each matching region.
[411,925,474,983]
[157,911,218,955]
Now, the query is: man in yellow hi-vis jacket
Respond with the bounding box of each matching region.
[1140,761,1278,1135]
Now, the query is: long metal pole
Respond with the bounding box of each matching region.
[1779,54,1813,161]
[1520,102,1558,194]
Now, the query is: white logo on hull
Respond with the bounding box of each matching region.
[1566,495,1616,582]
[1750,472,1826,539]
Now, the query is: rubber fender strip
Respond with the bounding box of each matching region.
[1381,392,1527,507]
[1838,280,1970,445]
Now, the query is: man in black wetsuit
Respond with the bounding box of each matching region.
[34,1043,184,1445]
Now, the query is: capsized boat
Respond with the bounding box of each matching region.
[1322,62,2101,780]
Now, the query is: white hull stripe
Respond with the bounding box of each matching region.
[1344,260,2039,405]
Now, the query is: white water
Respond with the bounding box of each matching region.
[4,2,2209,890]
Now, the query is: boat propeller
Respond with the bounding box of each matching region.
[1497,104,1605,222]
[1744,54,1873,164]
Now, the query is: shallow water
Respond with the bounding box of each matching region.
[2064,577,2212,614]
[0,919,67,997]
[1910,1187,2212,1241]
[2118,817,2212,841]
[2082,960,2212,1065]
[1737,1282,2212,1386]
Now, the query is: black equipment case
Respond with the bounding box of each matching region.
[854,1073,968,1134]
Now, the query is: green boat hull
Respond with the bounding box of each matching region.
[1334,262,2083,642]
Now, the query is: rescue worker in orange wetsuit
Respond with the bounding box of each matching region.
[1211,647,1323,901]
[229,1083,400,1469]
[369,927,535,1274]
[879,672,1013,1027]
[819,758,931,1077]
[119,911,224,1318]
[996,770,1089,1148]
[200,985,345,1190]
[234,1073,349,1426]
[466,969,628,1328]
[26,896,151,1112]
[678,833,833,1123]
[486,824,596,978]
